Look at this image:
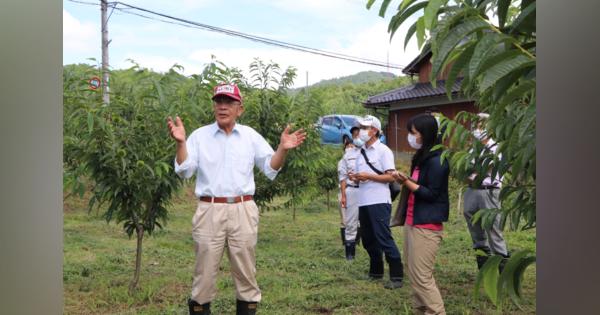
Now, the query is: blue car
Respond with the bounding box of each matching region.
[317,114,387,145]
[317,114,360,144]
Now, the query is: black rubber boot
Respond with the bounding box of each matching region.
[188,298,211,315]
[340,227,346,246]
[344,241,356,260]
[476,255,489,270]
[236,300,258,315]
[368,257,384,280]
[475,247,491,270]
[355,226,362,246]
[384,257,404,289]
[499,252,511,273]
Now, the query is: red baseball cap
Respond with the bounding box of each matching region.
[212,83,242,102]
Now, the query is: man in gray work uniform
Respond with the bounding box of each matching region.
[463,113,509,270]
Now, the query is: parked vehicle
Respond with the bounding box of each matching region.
[316,114,360,144]
[316,114,387,145]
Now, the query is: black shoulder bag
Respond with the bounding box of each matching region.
[360,149,401,201]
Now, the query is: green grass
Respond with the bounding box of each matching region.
[64,181,535,314]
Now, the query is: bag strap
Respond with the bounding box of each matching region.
[360,148,383,175]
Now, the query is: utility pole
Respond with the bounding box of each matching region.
[305,71,308,89]
[101,0,110,105]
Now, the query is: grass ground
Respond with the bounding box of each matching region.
[64,178,536,315]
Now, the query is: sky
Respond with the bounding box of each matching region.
[64,0,422,88]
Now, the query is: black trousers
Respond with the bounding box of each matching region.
[358,203,402,262]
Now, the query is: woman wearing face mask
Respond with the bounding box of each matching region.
[337,138,360,260]
[392,113,449,315]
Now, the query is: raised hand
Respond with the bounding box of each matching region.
[167,116,186,143]
[279,124,307,150]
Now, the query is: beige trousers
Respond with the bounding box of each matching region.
[403,225,446,315]
[191,200,261,304]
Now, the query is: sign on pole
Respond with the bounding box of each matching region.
[89,76,101,90]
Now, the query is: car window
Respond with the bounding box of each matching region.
[341,116,357,127]
[333,117,342,126]
[322,117,333,125]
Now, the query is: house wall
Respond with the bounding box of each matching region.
[387,101,476,153]
[417,60,452,83]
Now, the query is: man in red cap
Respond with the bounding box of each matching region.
[167,83,306,315]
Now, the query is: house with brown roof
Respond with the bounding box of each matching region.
[363,50,478,155]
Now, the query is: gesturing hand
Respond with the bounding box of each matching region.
[279,125,307,150]
[167,116,186,143]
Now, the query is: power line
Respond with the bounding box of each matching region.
[66,0,405,70]
[113,1,405,69]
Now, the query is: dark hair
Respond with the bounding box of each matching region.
[407,113,440,171]
[350,126,359,135]
[343,138,354,150]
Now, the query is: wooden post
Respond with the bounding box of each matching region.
[101,0,110,105]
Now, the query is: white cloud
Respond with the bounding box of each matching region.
[183,20,422,88]
[111,18,424,88]
[63,9,98,54]
[114,54,198,73]
[65,0,424,88]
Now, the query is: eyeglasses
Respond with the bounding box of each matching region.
[359,126,371,130]
[213,98,241,106]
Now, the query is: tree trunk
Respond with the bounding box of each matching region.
[326,190,330,212]
[129,224,144,294]
[292,201,296,221]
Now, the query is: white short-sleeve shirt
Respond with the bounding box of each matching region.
[355,140,395,206]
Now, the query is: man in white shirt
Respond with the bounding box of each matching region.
[463,113,509,270]
[349,115,404,289]
[167,83,306,315]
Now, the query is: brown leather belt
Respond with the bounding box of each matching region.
[199,195,253,204]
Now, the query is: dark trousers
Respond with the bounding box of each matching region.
[359,203,402,263]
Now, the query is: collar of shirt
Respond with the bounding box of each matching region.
[210,121,241,136]
[364,138,381,151]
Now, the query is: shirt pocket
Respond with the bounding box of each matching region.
[232,153,254,177]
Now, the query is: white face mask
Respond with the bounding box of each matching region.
[407,133,422,149]
[353,137,365,147]
[359,129,371,142]
[473,129,485,140]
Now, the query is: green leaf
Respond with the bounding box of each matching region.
[403,21,419,49]
[424,0,445,30]
[366,0,377,9]
[499,79,535,105]
[515,255,536,291]
[399,0,419,11]
[445,43,475,99]
[479,54,535,93]
[389,2,429,38]
[416,16,426,48]
[497,0,511,29]
[490,67,530,103]
[430,17,490,80]
[510,1,536,34]
[468,32,506,79]
[152,78,165,105]
[378,0,393,17]
[479,255,503,305]
[87,111,94,134]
